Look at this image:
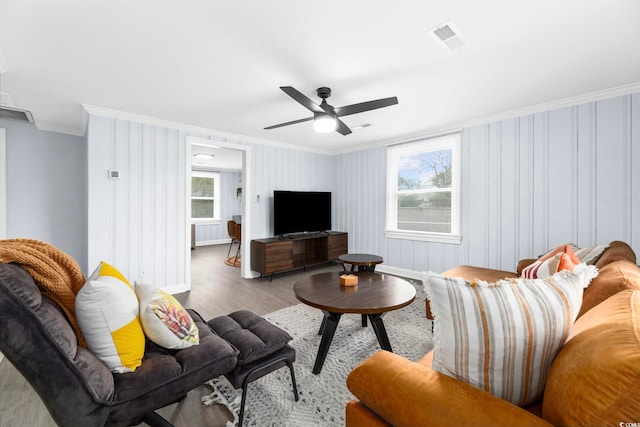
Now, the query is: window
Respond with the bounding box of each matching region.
[385,133,461,244]
[191,171,220,222]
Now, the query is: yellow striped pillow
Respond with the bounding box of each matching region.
[76,261,145,373]
[425,265,597,406]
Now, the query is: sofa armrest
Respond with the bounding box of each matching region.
[347,350,552,427]
[517,258,538,276]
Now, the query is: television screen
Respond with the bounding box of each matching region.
[273,191,331,236]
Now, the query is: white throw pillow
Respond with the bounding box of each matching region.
[76,262,145,373]
[135,281,199,349]
[425,264,597,406]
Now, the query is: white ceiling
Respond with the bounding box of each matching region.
[1,1,639,154]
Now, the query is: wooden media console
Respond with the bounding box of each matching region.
[251,231,347,279]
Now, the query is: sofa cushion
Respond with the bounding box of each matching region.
[109,309,239,420]
[76,261,145,373]
[578,260,640,318]
[594,240,637,268]
[425,265,597,406]
[135,281,199,350]
[521,244,580,279]
[542,290,640,426]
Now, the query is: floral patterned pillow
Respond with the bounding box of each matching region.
[135,281,199,349]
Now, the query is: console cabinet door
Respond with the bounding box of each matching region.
[251,240,294,274]
[327,233,348,260]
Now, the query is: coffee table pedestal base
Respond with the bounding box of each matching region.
[312,311,391,375]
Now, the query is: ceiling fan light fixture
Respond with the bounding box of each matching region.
[313,113,337,133]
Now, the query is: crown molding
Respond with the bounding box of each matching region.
[69,81,640,155]
[461,81,640,128]
[334,81,640,155]
[82,104,334,156]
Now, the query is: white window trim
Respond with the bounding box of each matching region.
[385,133,461,244]
[191,170,221,223]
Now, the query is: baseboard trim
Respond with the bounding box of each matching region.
[376,265,426,283]
[163,283,190,295]
[196,239,231,247]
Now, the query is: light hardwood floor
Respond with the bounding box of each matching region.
[0,243,341,427]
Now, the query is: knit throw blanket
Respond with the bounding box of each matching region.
[0,239,87,347]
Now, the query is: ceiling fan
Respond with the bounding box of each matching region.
[265,86,398,135]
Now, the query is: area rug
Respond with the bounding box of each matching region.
[202,279,433,426]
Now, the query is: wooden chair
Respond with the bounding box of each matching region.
[232,223,242,266]
[227,220,239,257]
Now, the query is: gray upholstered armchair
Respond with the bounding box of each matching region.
[0,262,239,426]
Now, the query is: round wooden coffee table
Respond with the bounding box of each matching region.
[338,253,383,272]
[293,271,416,374]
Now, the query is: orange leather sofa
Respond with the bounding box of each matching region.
[346,241,640,427]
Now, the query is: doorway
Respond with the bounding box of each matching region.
[186,136,252,283]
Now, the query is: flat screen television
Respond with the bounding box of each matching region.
[273,190,332,236]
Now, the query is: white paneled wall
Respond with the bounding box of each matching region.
[87,114,334,287]
[86,92,638,284]
[334,93,640,275]
[87,116,190,287]
[247,143,334,239]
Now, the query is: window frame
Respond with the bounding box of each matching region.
[385,132,461,244]
[190,170,221,223]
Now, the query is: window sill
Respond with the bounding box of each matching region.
[191,219,222,225]
[384,229,461,244]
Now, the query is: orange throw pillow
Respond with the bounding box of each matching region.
[521,244,580,279]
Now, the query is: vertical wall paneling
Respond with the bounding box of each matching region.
[595,97,625,242]
[87,116,188,290]
[632,94,640,249]
[87,115,113,270]
[499,119,517,269]
[546,107,574,246]
[622,95,632,243]
[489,122,502,267]
[466,125,489,267]
[333,91,639,276]
[86,91,638,284]
[128,122,142,281]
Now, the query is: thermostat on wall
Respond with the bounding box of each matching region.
[108,170,120,180]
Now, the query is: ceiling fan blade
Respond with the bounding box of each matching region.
[280,86,325,113]
[334,96,398,117]
[335,118,352,135]
[264,116,313,130]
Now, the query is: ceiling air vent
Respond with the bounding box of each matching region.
[428,21,466,50]
[0,92,34,123]
[0,105,34,123]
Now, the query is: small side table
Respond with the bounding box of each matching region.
[338,253,383,272]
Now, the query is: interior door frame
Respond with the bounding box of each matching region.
[186,136,252,280]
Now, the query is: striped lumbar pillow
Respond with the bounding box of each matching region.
[521,244,581,279]
[426,265,597,406]
[570,243,610,265]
